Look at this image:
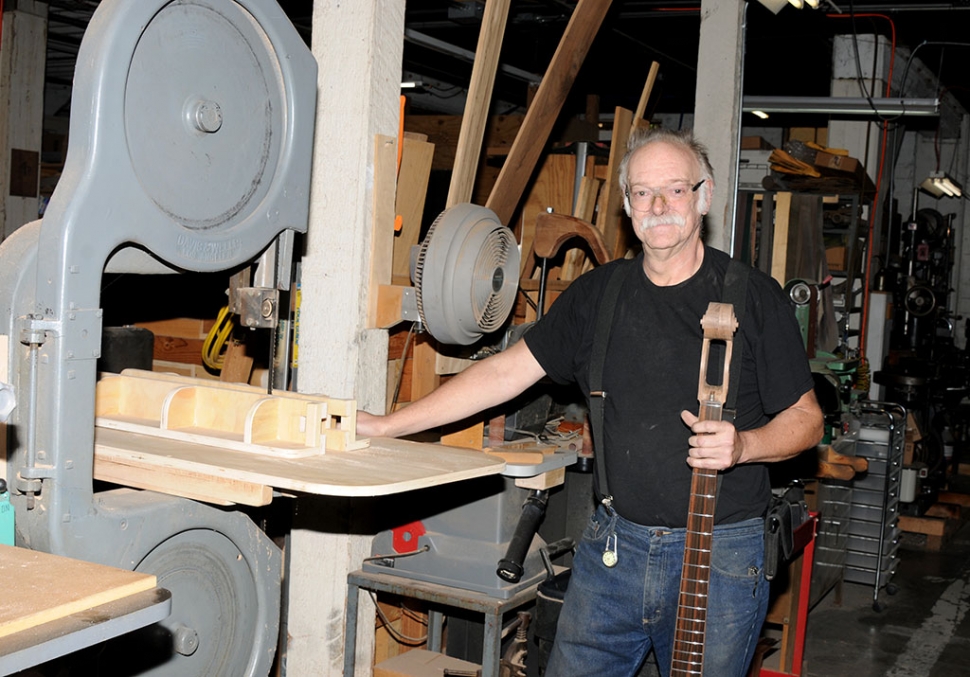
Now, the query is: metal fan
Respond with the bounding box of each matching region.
[412,203,520,345]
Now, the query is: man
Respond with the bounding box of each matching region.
[357,128,823,676]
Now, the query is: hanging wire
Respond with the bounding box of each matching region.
[368,591,429,646]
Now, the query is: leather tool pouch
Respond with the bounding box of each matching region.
[763,484,809,581]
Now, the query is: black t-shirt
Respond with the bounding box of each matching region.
[524,246,814,528]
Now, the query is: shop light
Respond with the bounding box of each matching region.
[920,172,963,198]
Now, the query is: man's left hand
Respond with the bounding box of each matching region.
[680,410,743,470]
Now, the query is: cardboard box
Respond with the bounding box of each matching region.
[788,127,828,146]
[814,151,861,173]
[741,136,774,150]
[813,151,876,193]
[374,649,481,677]
[826,246,847,272]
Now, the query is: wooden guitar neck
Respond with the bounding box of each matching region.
[670,302,738,677]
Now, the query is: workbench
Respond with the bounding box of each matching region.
[343,569,542,677]
[0,545,171,675]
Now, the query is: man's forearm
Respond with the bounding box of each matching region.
[362,339,547,438]
[736,390,824,464]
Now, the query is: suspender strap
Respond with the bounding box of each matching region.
[587,257,751,504]
[588,259,636,504]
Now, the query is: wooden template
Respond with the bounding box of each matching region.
[96,369,366,457]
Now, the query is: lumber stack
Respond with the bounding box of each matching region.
[899,491,970,551]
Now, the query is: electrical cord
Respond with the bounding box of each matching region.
[201,306,235,371]
[368,591,429,645]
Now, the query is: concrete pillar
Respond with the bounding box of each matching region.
[286,1,404,674]
[0,0,47,241]
[693,0,745,254]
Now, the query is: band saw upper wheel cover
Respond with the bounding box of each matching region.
[125,1,283,233]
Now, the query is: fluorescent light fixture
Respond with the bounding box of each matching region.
[400,81,423,89]
[751,110,770,120]
[742,96,939,117]
[920,172,963,198]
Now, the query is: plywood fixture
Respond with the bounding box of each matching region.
[96,369,365,457]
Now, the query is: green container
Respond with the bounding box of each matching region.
[0,479,14,546]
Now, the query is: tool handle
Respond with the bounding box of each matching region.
[496,490,549,583]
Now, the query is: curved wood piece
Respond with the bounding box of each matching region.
[533,212,611,265]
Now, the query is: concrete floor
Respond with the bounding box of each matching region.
[800,520,970,677]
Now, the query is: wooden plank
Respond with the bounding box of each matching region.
[410,334,440,402]
[598,106,634,259]
[376,284,409,330]
[135,318,213,340]
[220,339,254,384]
[485,0,614,225]
[515,467,566,490]
[369,135,399,328]
[938,491,970,508]
[392,138,435,281]
[94,427,505,499]
[0,545,156,638]
[483,449,546,465]
[446,0,511,207]
[153,335,204,366]
[898,514,948,537]
[770,192,792,286]
[633,61,660,125]
[517,153,578,280]
[441,423,485,450]
[925,503,962,520]
[94,455,272,507]
[404,115,522,172]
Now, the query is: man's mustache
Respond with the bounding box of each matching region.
[638,212,687,229]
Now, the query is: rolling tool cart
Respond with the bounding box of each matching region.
[844,401,905,611]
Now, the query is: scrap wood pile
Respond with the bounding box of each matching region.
[765,140,875,195]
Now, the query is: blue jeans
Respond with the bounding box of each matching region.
[546,505,769,677]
